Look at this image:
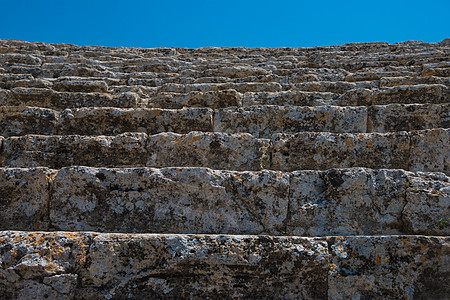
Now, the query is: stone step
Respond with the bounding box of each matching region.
[2,104,447,137]
[337,84,449,106]
[2,58,447,83]
[1,167,448,236]
[379,75,450,87]
[1,82,448,111]
[0,87,139,109]
[1,129,448,174]
[214,104,449,138]
[270,129,449,174]
[2,42,446,63]
[0,231,447,299]
[0,106,214,137]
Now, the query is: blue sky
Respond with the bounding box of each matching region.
[1,0,449,48]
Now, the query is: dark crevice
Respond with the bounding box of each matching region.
[281,172,293,235]
[45,170,60,231]
[398,176,414,234]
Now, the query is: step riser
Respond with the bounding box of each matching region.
[1,167,448,236]
[2,130,448,174]
[1,104,449,137]
[271,129,449,174]
[0,231,447,299]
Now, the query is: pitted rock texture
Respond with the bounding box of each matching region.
[1,129,448,174]
[0,168,56,230]
[0,232,448,300]
[0,39,449,298]
[327,235,449,299]
[0,167,448,236]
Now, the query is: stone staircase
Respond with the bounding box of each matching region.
[0,39,448,299]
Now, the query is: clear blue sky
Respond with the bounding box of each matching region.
[1,0,449,48]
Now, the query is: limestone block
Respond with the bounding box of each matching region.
[328,236,450,299]
[3,87,137,109]
[368,103,450,132]
[214,106,367,138]
[286,169,410,236]
[58,107,214,135]
[0,106,59,137]
[47,167,450,236]
[241,91,337,107]
[403,171,450,235]
[50,167,289,234]
[2,133,148,168]
[213,82,282,93]
[339,84,449,106]
[0,231,90,299]
[270,132,410,171]
[409,129,449,174]
[0,232,329,299]
[146,131,269,171]
[379,75,448,87]
[0,53,42,65]
[202,66,270,78]
[53,77,108,93]
[0,168,55,230]
[149,89,242,109]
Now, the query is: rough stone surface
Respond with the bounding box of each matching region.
[368,103,450,132]
[270,129,449,174]
[0,87,138,109]
[338,84,449,106]
[1,133,148,168]
[1,103,448,137]
[0,106,59,137]
[0,39,449,298]
[0,168,55,230]
[327,236,449,299]
[58,107,214,136]
[410,128,449,174]
[270,131,411,172]
[214,105,368,138]
[146,131,269,171]
[0,232,447,299]
[43,167,450,236]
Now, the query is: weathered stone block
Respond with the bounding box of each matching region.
[339,84,449,106]
[0,106,59,137]
[368,103,450,132]
[403,172,450,235]
[242,90,337,107]
[328,236,450,299]
[2,133,148,168]
[46,167,450,236]
[409,129,449,174]
[286,169,410,236]
[58,107,214,135]
[2,87,137,109]
[149,89,242,108]
[214,106,367,138]
[0,232,329,299]
[0,168,55,230]
[146,131,269,171]
[50,167,290,234]
[270,132,411,171]
[53,77,108,93]
[0,231,90,300]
